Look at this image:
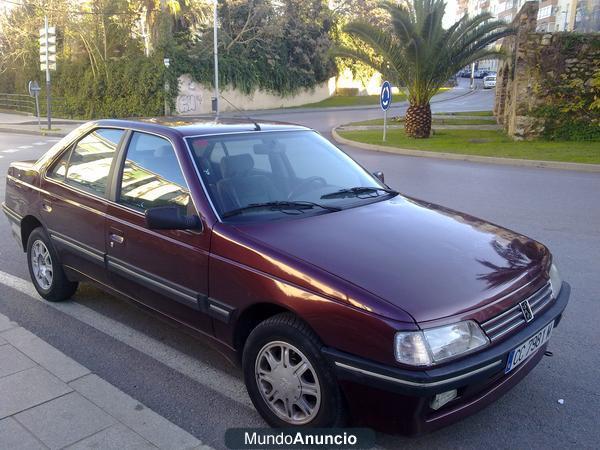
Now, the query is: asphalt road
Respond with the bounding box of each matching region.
[0,85,598,449]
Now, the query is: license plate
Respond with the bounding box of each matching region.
[505,321,554,374]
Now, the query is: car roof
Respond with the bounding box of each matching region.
[91,117,310,138]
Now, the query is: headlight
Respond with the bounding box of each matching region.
[395,321,489,366]
[549,263,562,298]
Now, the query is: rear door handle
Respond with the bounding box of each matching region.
[41,199,52,213]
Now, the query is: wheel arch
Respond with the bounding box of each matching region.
[20,215,45,251]
[233,302,297,356]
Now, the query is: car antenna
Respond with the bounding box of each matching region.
[219,94,261,131]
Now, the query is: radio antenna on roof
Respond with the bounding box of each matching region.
[219,94,261,131]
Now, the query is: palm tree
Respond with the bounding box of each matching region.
[335,0,514,138]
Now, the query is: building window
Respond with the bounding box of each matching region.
[538,5,552,20]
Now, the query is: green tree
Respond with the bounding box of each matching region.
[334,0,513,138]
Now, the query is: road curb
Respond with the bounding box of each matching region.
[331,127,600,173]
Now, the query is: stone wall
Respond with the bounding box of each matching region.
[494,1,600,139]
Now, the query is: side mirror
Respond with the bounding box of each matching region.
[373,171,385,183]
[145,206,202,231]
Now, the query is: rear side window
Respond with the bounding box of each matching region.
[48,128,124,197]
[118,132,192,213]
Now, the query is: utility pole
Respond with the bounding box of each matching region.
[213,0,220,119]
[39,16,56,130]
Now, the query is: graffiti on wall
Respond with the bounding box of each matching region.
[176,77,203,114]
[176,95,203,114]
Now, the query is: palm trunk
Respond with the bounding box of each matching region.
[405,103,432,138]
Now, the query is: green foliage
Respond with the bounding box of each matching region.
[0,0,337,119]
[533,52,600,141]
[180,0,336,96]
[50,55,176,119]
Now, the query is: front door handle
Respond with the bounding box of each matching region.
[109,233,124,246]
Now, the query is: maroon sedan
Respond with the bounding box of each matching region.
[3,119,569,434]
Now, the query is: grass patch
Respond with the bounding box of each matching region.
[338,128,600,164]
[348,117,496,126]
[298,92,407,108]
[432,110,493,116]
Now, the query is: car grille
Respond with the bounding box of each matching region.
[481,281,553,342]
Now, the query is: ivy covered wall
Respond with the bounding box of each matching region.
[494,2,600,140]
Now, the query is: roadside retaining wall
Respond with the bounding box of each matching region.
[175,75,337,115]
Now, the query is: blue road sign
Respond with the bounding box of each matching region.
[380,81,392,111]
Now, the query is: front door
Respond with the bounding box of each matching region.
[104,131,212,333]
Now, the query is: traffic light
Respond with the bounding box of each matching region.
[39,25,56,71]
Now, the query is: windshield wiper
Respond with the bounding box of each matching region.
[222,201,341,218]
[320,186,398,200]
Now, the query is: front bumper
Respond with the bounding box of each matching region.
[323,282,570,434]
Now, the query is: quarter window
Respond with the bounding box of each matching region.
[49,128,123,196]
[119,132,192,213]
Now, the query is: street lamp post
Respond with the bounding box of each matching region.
[213,0,220,118]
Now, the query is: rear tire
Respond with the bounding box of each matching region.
[242,312,347,428]
[27,227,78,302]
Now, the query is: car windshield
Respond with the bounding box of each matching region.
[186,130,394,222]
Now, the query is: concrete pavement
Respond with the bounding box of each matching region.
[0,312,207,450]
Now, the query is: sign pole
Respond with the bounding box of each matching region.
[29,80,42,128]
[44,16,51,130]
[383,109,388,142]
[35,92,41,128]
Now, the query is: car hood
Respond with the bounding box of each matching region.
[233,196,550,323]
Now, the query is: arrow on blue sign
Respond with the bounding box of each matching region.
[380,81,392,111]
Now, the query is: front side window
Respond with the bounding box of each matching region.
[187,130,391,222]
[49,128,123,196]
[119,132,192,213]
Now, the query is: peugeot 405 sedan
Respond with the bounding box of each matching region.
[2,119,569,434]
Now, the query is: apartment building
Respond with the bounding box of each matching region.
[461,0,598,32]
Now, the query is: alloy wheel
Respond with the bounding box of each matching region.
[31,239,53,290]
[255,340,321,425]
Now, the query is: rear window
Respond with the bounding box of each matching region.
[48,128,124,196]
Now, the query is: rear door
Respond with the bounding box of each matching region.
[41,128,125,285]
[104,131,212,333]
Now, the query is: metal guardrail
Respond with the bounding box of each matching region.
[0,92,68,117]
[0,93,36,114]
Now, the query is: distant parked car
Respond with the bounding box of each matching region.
[483,75,497,89]
[3,118,570,434]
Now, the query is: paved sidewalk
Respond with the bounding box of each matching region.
[0,312,210,450]
[0,112,83,137]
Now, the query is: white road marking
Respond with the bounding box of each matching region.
[32,141,47,146]
[47,138,61,142]
[2,149,19,153]
[17,145,33,149]
[0,270,252,409]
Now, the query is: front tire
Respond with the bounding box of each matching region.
[27,227,78,302]
[242,313,346,428]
